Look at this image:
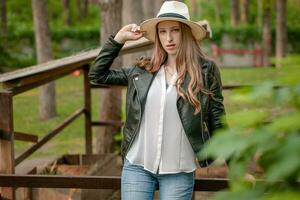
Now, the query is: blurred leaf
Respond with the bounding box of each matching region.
[213,187,264,200]
[228,160,249,181]
[113,132,123,141]
[266,112,300,132]
[263,134,300,182]
[227,110,267,128]
[249,81,275,101]
[264,191,300,200]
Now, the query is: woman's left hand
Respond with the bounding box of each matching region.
[114,24,144,44]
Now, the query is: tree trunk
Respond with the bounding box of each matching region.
[231,0,240,26]
[96,0,122,154]
[143,0,155,19]
[215,0,221,24]
[83,0,88,18]
[0,0,7,45]
[32,0,57,120]
[122,0,144,68]
[257,0,263,28]
[62,0,72,25]
[262,0,273,67]
[77,0,82,20]
[154,0,165,15]
[76,0,88,19]
[123,0,143,25]
[241,0,249,23]
[276,0,287,68]
[191,0,199,18]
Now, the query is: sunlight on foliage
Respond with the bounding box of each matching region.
[202,55,300,199]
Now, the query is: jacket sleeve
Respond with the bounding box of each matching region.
[208,61,227,134]
[88,35,135,86]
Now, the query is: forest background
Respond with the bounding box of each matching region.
[1,0,300,71]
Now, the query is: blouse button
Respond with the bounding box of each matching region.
[134,77,139,81]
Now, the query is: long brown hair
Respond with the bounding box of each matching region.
[136,22,207,114]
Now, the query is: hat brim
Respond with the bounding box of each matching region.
[140,17,208,42]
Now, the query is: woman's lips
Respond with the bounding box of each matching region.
[166,44,176,49]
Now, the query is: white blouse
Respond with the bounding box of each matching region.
[126,66,197,174]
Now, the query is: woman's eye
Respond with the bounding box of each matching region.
[172,28,180,32]
[159,30,166,33]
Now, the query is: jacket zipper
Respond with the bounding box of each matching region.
[200,109,209,166]
[124,77,143,157]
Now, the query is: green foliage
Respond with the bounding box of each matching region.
[1,1,100,70]
[212,25,262,45]
[202,56,300,199]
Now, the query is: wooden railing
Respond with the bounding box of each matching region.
[211,44,263,67]
[0,36,232,199]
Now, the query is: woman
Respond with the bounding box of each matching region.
[89,1,226,199]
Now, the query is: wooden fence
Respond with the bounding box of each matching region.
[211,44,263,67]
[0,37,235,199]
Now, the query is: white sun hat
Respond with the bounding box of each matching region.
[140,1,210,42]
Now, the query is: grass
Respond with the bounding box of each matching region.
[14,75,101,158]
[12,65,300,159]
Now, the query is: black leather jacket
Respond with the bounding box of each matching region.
[89,36,226,167]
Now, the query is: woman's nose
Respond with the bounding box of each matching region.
[167,32,173,42]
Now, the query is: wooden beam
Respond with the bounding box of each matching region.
[0,37,153,92]
[83,66,92,155]
[14,108,84,166]
[90,84,126,90]
[0,92,15,199]
[0,175,121,189]
[14,132,38,143]
[58,154,116,165]
[91,120,124,128]
[194,178,228,191]
[4,64,83,96]
[0,174,229,191]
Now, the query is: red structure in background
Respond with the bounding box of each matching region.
[211,44,263,67]
[72,70,81,76]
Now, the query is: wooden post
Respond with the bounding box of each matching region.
[0,91,15,199]
[83,65,92,155]
[211,44,219,61]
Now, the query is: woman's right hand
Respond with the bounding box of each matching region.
[114,24,144,44]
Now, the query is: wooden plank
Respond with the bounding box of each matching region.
[0,175,120,189]
[0,37,153,85]
[83,66,92,155]
[14,132,38,143]
[194,178,228,191]
[91,120,124,128]
[0,50,98,84]
[0,92,15,199]
[0,174,229,191]
[90,84,126,90]
[14,108,84,166]
[58,154,116,165]
[3,64,83,96]
[15,156,59,175]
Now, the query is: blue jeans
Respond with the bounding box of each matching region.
[121,159,194,200]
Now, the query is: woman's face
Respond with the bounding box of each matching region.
[157,21,181,56]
